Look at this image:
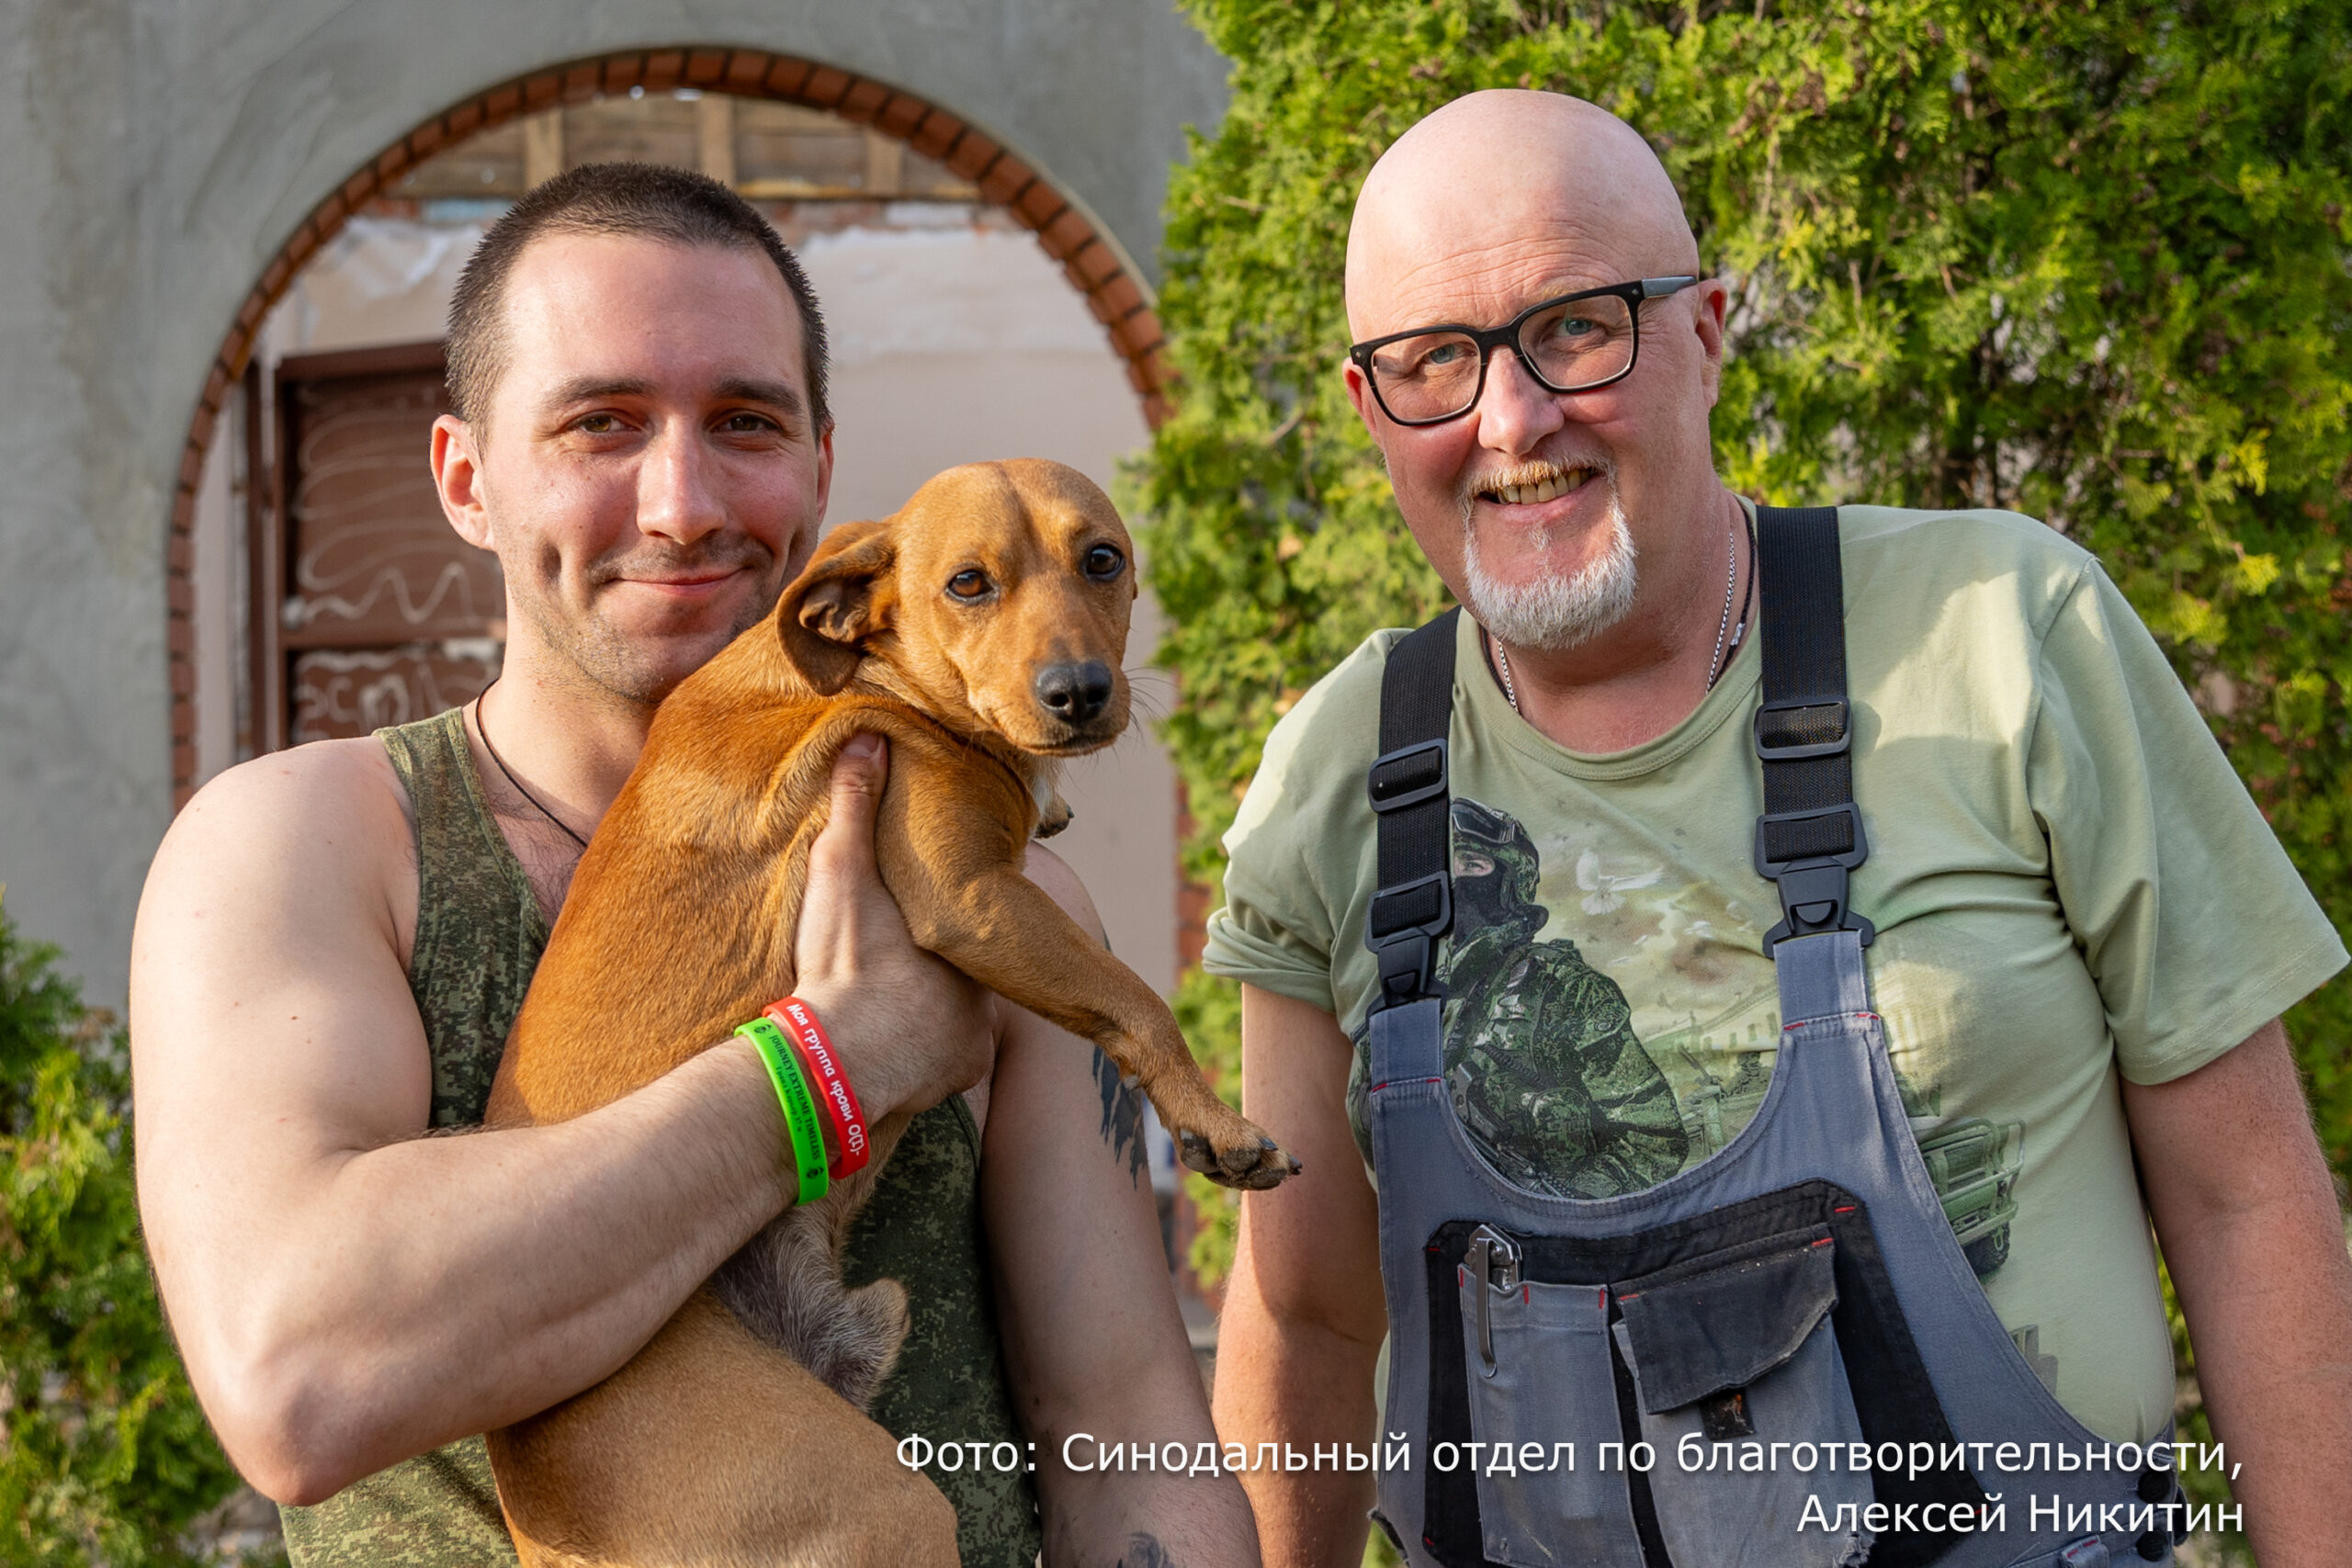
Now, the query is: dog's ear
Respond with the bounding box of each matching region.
[776,522,898,695]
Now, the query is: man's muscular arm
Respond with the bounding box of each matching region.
[984,849,1261,1568]
[1210,985,1386,1568]
[131,733,980,1504]
[2124,1017,2352,1568]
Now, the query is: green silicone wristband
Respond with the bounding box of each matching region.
[737,1016,829,1203]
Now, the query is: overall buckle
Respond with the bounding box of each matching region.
[1367,873,1451,1005]
[1367,738,1447,812]
[1753,699,1851,761]
[1755,804,1874,952]
[1365,736,1452,1007]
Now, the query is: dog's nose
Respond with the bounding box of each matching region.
[1035,660,1114,726]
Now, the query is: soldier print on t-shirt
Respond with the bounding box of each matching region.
[1439,798,1688,1196]
[1435,798,2026,1290]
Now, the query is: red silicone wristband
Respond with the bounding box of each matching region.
[764,998,871,1178]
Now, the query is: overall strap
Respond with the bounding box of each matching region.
[1364,607,1460,1012]
[1751,505,1873,954]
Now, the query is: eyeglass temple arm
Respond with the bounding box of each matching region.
[1642,276,1701,298]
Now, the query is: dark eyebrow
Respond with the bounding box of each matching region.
[540,375,807,420]
[712,378,808,419]
[546,376,651,405]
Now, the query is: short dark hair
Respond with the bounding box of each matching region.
[445,162,831,431]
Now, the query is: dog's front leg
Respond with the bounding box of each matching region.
[876,808,1294,1190]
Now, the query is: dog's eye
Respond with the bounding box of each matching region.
[946,569,992,600]
[1083,545,1125,581]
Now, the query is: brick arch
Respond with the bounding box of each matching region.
[167,45,1174,805]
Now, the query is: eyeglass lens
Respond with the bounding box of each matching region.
[1367,291,1636,423]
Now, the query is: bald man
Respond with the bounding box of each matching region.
[1203,91,2352,1567]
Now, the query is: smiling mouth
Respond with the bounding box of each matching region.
[594,547,767,592]
[610,569,745,595]
[1475,462,1604,508]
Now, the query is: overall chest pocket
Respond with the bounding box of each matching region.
[1423,1183,1984,1568]
[1457,1225,1871,1568]
[1454,1270,1645,1568]
[1608,1225,1873,1568]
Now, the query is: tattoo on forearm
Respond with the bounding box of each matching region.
[1094,1047,1148,1186]
[1113,1532,1176,1568]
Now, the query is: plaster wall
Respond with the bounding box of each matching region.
[0,0,1226,1001]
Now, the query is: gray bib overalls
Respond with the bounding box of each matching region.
[1360,509,2185,1568]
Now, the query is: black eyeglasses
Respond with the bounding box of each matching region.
[1348,276,1701,427]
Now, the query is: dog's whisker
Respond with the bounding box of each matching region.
[1122,667,1178,726]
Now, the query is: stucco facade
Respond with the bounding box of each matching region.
[0,0,1227,1000]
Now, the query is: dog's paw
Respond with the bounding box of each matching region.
[1178,1119,1301,1191]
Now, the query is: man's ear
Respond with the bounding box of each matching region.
[1692,277,1729,408]
[1341,357,1380,437]
[432,414,492,549]
[776,521,897,694]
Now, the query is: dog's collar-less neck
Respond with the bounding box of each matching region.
[967,734,1045,818]
[845,687,1046,827]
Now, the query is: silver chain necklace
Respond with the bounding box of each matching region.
[1491,516,1739,716]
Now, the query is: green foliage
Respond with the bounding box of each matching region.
[1,896,241,1564]
[1140,0,2352,1235]
[1142,15,2346,1561]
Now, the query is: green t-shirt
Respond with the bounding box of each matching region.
[1204,502,2345,1445]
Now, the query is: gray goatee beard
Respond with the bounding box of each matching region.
[1461,471,1638,654]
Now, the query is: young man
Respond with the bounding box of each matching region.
[131,164,1255,1568]
[1206,90,2352,1566]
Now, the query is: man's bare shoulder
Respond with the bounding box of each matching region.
[170,738,409,856]
[133,733,437,1154]
[145,737,421,971]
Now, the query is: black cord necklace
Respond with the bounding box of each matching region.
[470,681,590,851]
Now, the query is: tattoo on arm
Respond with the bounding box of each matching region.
[1112,1532,1177,1568]
[1094,1047,1148,1186]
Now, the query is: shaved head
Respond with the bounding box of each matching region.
[1346,90,1699,341]
[1339,89,1738,689]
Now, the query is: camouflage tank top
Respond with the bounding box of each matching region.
[280,707,1041,1567]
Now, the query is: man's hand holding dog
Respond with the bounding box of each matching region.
[780,732,994,1125]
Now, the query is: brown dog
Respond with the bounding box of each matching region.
[479,458,1294,1566]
